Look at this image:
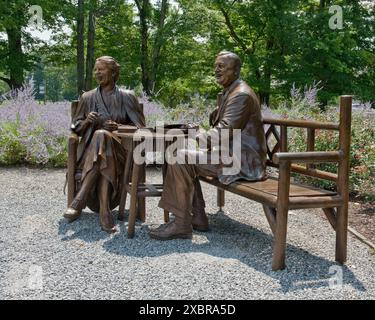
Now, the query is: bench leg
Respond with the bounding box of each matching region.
[262,205,276,236]
[272,161,291,271]
[217,188,225,212]
[322,208,337,230]
[272,206,288,271]
[335,205,348,264]
[323,206,347,264]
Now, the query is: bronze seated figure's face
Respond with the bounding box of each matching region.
[94,61,114,87]
[214,55,239,88]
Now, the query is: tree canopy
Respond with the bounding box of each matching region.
[0,0,374,106]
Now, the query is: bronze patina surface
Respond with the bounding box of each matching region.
[64,56,145,233]
[150,51,267,240]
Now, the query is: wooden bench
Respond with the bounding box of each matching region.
[199,95,352,271]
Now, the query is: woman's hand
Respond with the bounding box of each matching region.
[103,120,118,132]
[87,112,100,124]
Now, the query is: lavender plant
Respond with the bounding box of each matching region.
[0,83,70,166]
[138,92,215,129]
[138,92,173,126]
[275,81,323,120]
[291,81,322,110]
[169,93,215,129]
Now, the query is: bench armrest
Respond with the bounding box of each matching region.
[273,151,343,165]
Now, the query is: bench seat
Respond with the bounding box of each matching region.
[199,176,342,210]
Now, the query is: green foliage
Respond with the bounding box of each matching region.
[0,122,26,164]
[152,0,224,106]
[2,0,374,107]
[94,1,141,89]
[46,137,68,167]
[0,0,72,89]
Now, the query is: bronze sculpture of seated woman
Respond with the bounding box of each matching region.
[64,56,145,233]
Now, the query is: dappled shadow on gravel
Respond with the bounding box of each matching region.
[58,211,111,243]
[58,209,366,294]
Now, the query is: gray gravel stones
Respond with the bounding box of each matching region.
[0,167,374,300]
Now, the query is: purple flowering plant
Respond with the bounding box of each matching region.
[0,83,70,166]
[138,92,173,126]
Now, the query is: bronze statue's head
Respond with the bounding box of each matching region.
[215,51,242,88]
[94,56,121,87]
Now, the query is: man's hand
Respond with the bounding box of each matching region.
[87,112,100,124]
[209,109,219,126]
[103,120,118,132]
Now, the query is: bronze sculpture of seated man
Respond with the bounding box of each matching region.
[64,56,145,233]
[150,51,267,240]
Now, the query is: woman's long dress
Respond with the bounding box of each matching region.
[71,86,146,212]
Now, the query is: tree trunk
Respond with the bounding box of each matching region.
[261,38,274,107]
[85,0,96,92]
[150,0,169,93]
[5,26,24,90]
[135,0,151,95]
[77,0,85,96]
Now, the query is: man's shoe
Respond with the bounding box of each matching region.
[149,221,192,241]
[64,208,81,223]
[192,209,209,232]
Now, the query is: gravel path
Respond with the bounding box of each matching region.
[0,167,374,300]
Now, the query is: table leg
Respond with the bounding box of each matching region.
[128,162,141,238]
[162,163,170,223]
[162,140,172,223]
[119,150,132,221]
[137,164,146,222]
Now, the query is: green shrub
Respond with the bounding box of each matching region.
[0,122,26,164]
